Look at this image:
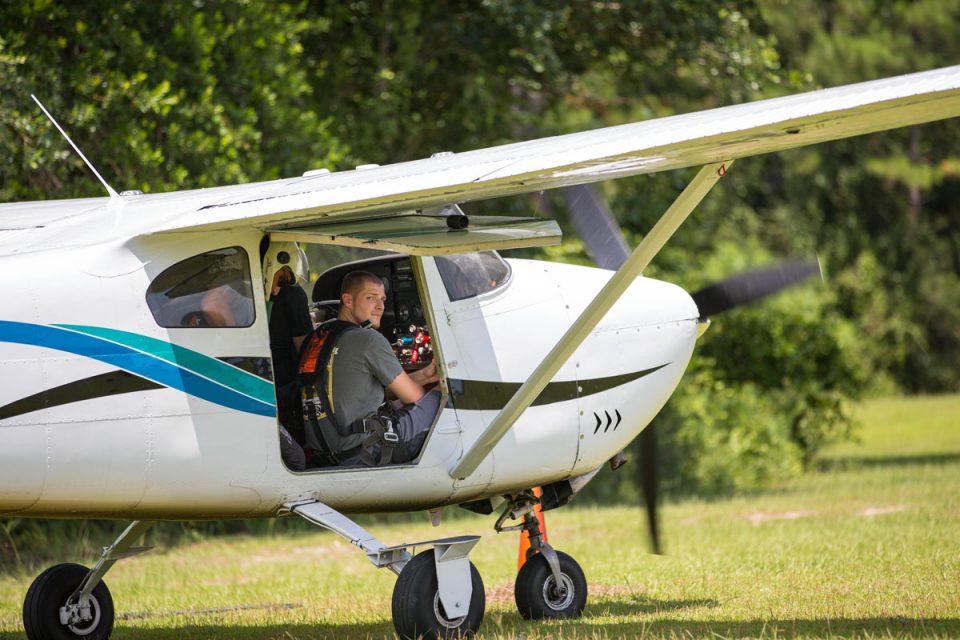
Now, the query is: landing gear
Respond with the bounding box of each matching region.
[515,551,586,619]
[288,500,485,640]
[21,521,153,640]
[496,491,588,620]
[23,563,114,640]
[392,549,485,640]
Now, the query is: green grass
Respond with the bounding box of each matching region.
[1,395,958,639]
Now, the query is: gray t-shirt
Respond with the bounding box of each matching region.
[329,326,404,429]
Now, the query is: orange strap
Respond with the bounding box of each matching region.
[517,486,547,570]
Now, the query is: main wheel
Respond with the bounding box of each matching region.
[392,549,485,639]
[23,563,114,640]
[514,550,586,619]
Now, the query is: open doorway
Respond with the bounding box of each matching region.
[270,245,442,472]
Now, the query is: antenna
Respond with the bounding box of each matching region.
[31,94,120,198]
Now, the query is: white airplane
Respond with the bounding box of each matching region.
[2,65,959,640]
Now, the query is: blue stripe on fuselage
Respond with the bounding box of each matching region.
[0,321,276,417]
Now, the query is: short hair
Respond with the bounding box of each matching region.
[341,270,383,298]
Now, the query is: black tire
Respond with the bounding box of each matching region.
[23,563,114,640]
[392,549,485,639]
[514,550,587,620]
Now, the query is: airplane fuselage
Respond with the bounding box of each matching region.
[0,229,698,519]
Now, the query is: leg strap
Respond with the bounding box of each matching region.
[359,413,398,466]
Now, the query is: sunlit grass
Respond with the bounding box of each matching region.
[1,395,957,638]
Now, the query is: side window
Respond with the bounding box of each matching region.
[147,247,255,328]
[435,251,511,302]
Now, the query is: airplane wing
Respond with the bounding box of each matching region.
[3,65,958,256]
[137,64,960,235]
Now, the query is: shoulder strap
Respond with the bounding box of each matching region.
[298,320,363,461]
[316,320,362,433]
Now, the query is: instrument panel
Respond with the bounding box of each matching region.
[384,260,433,369]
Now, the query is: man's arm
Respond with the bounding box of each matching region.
[292,335,307,352]
[285,285,313,354]
[386,362,439,405]
[408,361,439,388]
[200,286,237,327]
[387,371,426,405]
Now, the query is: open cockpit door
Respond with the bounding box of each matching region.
[267,210,561,256]
[294,250,460,472]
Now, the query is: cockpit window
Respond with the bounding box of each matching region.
[435,251,511,302]
[147,247,255,328]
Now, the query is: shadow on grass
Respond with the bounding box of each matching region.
[98,614,960,639]
[817,452,960,472]
[95,596,960,640]
[589,595,719,615]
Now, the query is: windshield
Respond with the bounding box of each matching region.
[434,251,511,301]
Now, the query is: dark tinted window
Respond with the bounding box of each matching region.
[435,251,510,301]
[147,247,255,328]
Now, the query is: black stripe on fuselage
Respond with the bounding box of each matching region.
[0,357,273,421]
[0,360,668,421]
[0,370,163,420]
[446,364,668,411]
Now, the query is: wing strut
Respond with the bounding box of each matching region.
[450,161,733,480]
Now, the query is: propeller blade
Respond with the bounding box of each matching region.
[562,184,630,270]
[692,258,822,318]
[639,423,662,554]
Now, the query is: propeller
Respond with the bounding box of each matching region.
[561,183,630,269]
[559,184,822,555]
[692,259,822,319]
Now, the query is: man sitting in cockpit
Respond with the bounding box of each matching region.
[326,270,440,464]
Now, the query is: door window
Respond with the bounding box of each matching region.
[146,247,255,328]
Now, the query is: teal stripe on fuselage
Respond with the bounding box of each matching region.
[0,321,275,417]
[56,324,275,405]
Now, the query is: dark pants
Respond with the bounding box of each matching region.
[277,381,306,470]
[279,424,306,471]
[347,389,442,466]
[391,389,442,463]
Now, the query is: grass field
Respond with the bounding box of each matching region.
[1,395,958,639]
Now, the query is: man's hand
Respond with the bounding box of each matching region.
[409,361,439,387]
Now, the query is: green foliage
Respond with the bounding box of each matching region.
[656,367,805,494]
[0,1,341,201]
[751,0,960,391]
[300,1,778,164]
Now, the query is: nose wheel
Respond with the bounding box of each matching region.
[515,550,587,619]
[496,491,589,620]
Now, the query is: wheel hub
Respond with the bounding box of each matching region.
[60,595,102,636]
[542,573,576,611]
[433,591,467,629]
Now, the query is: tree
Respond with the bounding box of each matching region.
[755,0,960,391]
[0,1,341,202]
